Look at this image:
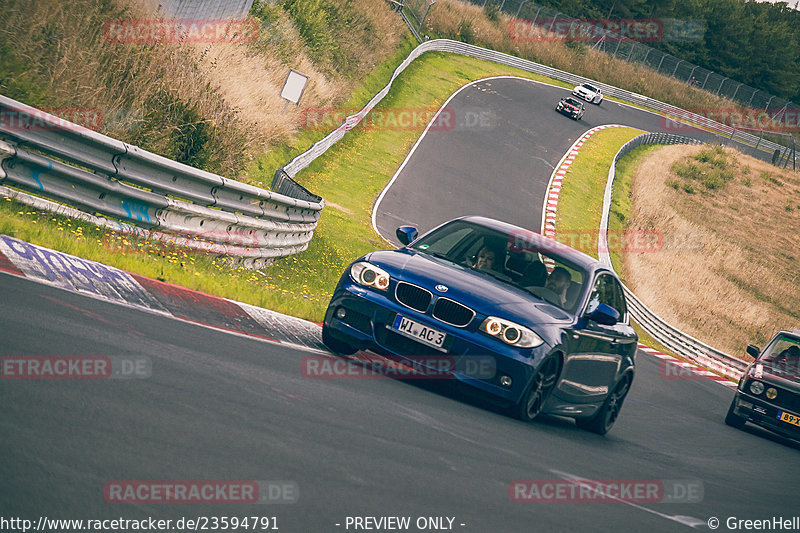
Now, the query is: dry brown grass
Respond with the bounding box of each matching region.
[425,0,738,114]
[0,0,407,175]
[1,0,255,175]
[623,144,800,358]
[193,0,406,151]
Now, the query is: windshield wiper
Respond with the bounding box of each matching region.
[472,268,513,284]
[419,250,457,263]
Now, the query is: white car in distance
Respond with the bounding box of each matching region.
[572,83,603,104]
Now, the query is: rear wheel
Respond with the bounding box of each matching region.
[322,326,358,355]
[576,375,631,435]
[513,357,561,422]
[725,398,747,429]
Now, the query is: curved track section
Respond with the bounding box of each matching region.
[374,77,764,244]
[2,77,796,532]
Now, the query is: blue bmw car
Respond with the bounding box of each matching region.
[322,216,638,434]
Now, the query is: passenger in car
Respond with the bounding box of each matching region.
[471,245,502,272]
[520,261,548,287]
[776,345,800,359]
[545,267,571,308]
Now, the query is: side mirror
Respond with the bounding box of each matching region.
[746,344,760,359]
[587,303,620,326]
[396,226,418,246]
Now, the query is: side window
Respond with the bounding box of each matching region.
[586,274,625,319]
[608,277,627,321]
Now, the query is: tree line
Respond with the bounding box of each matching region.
[522,0,800,103]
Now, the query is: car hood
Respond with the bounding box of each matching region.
[366,249,573,325]
[751,361,800,392]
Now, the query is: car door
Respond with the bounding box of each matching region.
[559,273,636,404]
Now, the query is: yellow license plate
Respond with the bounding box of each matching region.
[778,411,800,427]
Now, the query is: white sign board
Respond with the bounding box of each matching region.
[280,69,309,105]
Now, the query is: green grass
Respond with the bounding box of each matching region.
[555,127,644,255]
[553,130,683,358]
[0,50,584,322]
[607,144,661,272]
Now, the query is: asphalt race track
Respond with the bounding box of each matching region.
[374,77,769,243]
[2,78,797,532]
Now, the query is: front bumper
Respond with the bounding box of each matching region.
[323,283,548,404]
[731,391,800,439]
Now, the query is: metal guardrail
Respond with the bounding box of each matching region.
[0,95,324,266]
[598,132,749,380]
[278,39,793,181]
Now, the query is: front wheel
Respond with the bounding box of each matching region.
[322,326,358,355]
[576,375,631,435]
[513,356,561,422]
[725,398,746,429]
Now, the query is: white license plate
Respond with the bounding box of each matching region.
[391,315,447,350]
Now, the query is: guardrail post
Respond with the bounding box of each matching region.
[0,139,16,180]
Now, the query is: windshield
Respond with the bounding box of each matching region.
[583,84,598,92]
[411,220,589,312]
[760,335,800,362]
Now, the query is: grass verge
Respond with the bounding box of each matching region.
[552,127,679,358]
[555,127,644,246]
[619,144,800,357]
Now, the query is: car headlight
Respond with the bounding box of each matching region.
[350,261,390,291]
[479,317,543,348]
[749,380,765,395]
[766,387,778,400]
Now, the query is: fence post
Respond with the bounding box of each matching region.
[656,53,666,72]
[732,83,742,102]
[715,78,726,96]
[531,6,542,25]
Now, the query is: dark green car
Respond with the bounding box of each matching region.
[726,330,800,440]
